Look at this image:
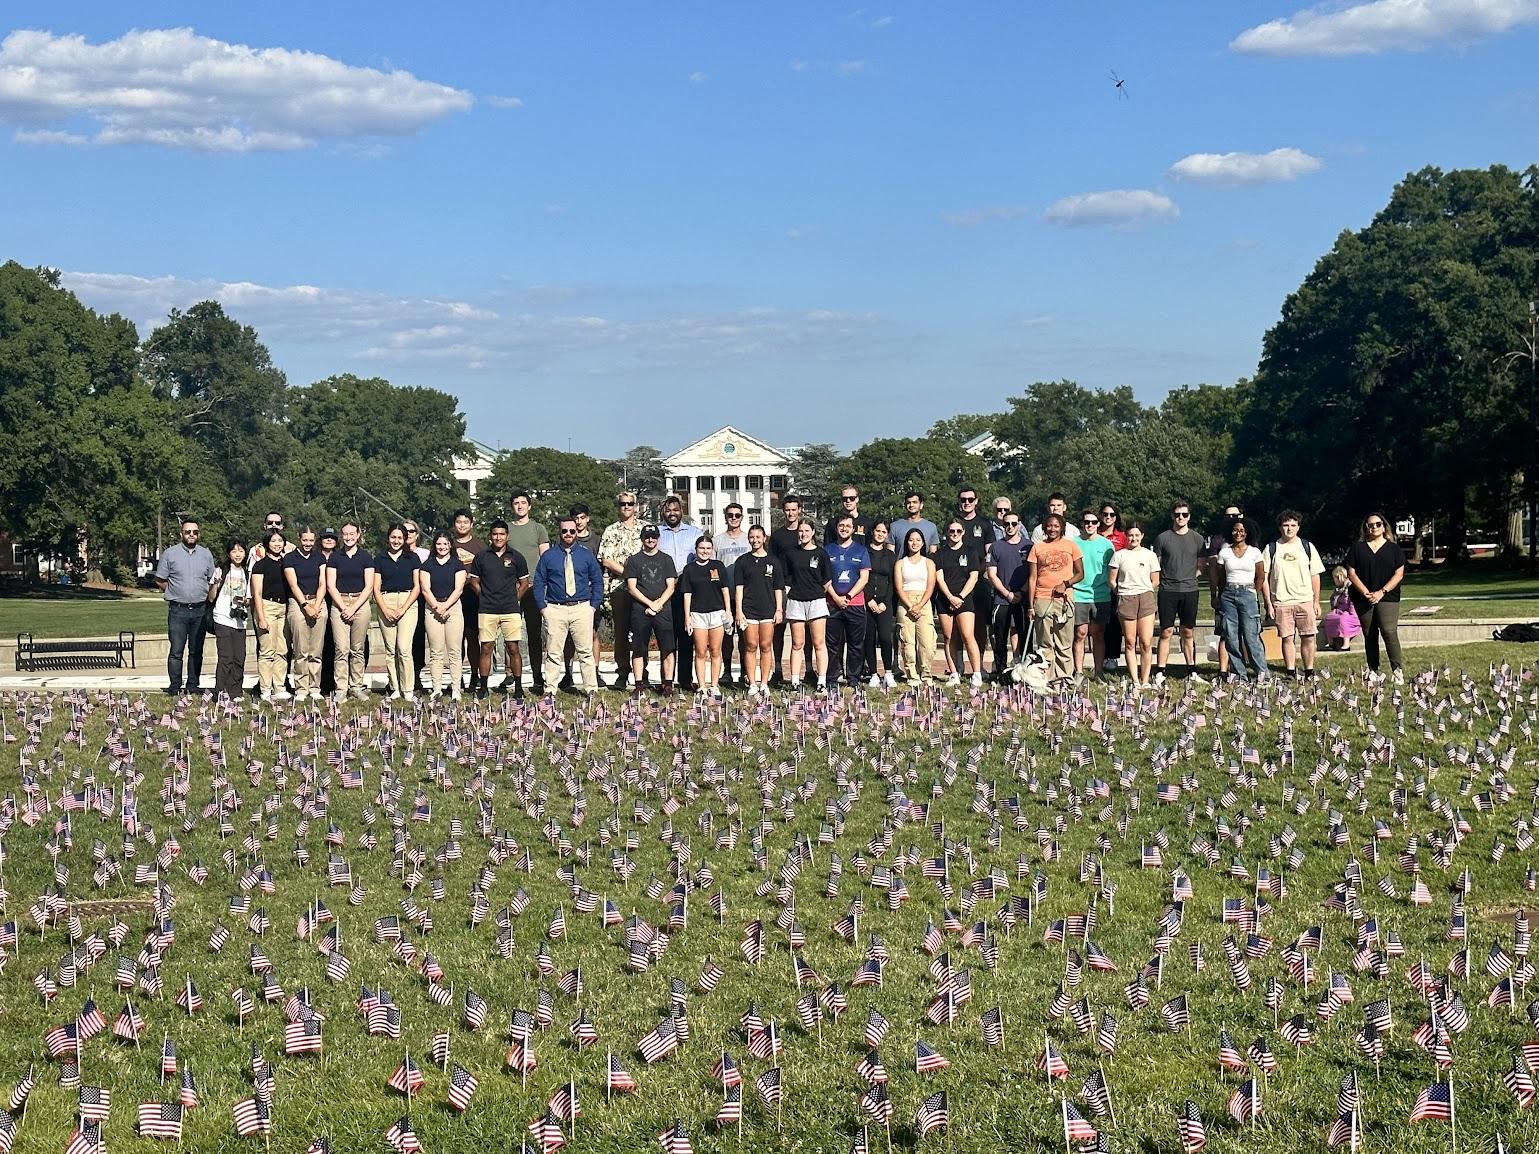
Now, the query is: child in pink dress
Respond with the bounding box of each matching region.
[1321,565,1363,649]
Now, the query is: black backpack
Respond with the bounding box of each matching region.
[1492,623,1539,643]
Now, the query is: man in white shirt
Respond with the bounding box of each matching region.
[1264,510,1325,679]
[712,502,753,687]
[1031,493,1082,544]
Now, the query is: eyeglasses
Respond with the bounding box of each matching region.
[618,501,635,507]
[994,506,1009,514]
[182,529,199,535]
[1174,512,1190,519]
[726,512,743,518]
[560,528,578,535]
[264,520,282,528]
[959,496,977,503]
[405,527,418,534]
[842,495,859,502]
[1366,520,1384,528]
[1101,510,1116,518]
[947,528,965,535]
[1082,519,1099,527]
[1004,520,1021,528]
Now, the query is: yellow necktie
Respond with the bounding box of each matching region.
[564,550,576,597]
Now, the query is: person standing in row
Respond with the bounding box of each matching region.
[768,495,811,687]
[534,516,605,697]
[656,496,703,691]
[956,487,997,627]
[681,535,732,697]
[863,520,898,688]
[889,490,940,553]
[210,538,250,701]
[250,512,293,561]
[1073,511,1115,680]
[316,528,340,696]
[373,524,421,701]
[1210,518,1270,683]
[825,486,875,542]
[468,520,529,699]
[250,529,291,701]
[404,521,429,693]
[624,524,678,693]
[1031,494,1081,544]
[154,517,218,696]
[282,527,327,700]
[598,492,645,689]
[1152,501,1205,684]
[1109,523,1160,688]
[824,512,872,689]
[935,520,982,687]
[985,513,1031,682]
[1027,514,1083,686]
[559,503,600,690]
[1345,512,1406,684]
[507,492,551,693]
[734,524,783,695]
[1265,511,1325,680]
[419,532,467,698]
[325,522,374,700]
[450,510,486,694]
[712,503,753,687]
[895,528,937,683]
[785,519,832,689]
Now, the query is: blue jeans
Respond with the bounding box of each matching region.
[166,602,210,690]
[1217,587,1267,680]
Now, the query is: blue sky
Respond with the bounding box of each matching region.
[3,2,1537,457]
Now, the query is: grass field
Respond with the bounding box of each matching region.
[0,593,167,639]
[1,658,1537,1154]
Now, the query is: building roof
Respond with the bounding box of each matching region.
[662,426,791,469]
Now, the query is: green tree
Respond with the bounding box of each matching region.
[1246,165,1539,550]
[1051,418,1221,529]
[928,412,1001,444]
[615,445,667,506]
[789,442,845,520]
[842,437,993,522]
[142,301,289,514]
[991,380,1150,508]
[482,447,620,531]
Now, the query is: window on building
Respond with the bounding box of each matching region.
[695,475,715,492]
[671,477,691,495]
[697,509,713,531]
[745,474,764,491]
[719,474,739,492]
[769,474,789,492]
[11,543,23,567]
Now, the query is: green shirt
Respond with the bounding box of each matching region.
[505,521,550,578]
[1074,535,1115,603]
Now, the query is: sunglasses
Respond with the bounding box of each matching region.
[842,495,859,501]
[1366,520,1384,528]
[1083,519,1099,526]
[726,512,743,518]
[959,496,977,503]
[618,501,636,507]
[1004,520,1021,528]
[264,521,282,528]
[1174,512,1190,518]
[405,527,418,534]
[1101,511,1116,518]
[947,529,965,535]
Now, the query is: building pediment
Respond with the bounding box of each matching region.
[663,426,789,469]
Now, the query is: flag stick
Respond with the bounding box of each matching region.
[1100,1060,1117,1129]
[605,1050,611,1107]
[1449,1067,1457,1154]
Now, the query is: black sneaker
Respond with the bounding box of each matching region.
[558,673,575,690]
[768,672,784,689]
[475,686,490,700]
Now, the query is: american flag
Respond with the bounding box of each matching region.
[915,1091,948,1137]
[386,1054,424,1096]
[138,1102,183,1140]
[447,1064,479,1112]
[714,1083,742,1127]
[384,1115,422,1153]
[1227,1079,1261,1124]
[77,1085,110,1123]
[1176,1100,1207,1152]
[231,1096,271,1137]
[656,1119,693,1154]
[1409,1081,1453,1123]
[607,1053,638,1094]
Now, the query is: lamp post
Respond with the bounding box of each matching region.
[1497,302,1538,574]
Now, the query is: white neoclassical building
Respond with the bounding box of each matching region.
[662,426,794,533]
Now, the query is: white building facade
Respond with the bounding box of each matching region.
[662,426,793,533]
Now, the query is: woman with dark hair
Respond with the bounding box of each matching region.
[895,528,937,684]
[1345,511,1406,683]
[373,523,421,701]
[1209,518,1269,682]
[734,523,782,696]
[935,520,983,688]
[250,529,291,701]
[210,539,251,700]
[863,520,898,688]
[419,531,467,699]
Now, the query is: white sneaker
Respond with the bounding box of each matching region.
[883,672,897,688]
[970,672,983,689]
[451,689,462,701]
[1391,669,1404,685]
[389,690,403,701]
[1188,672,1206,685]
[1152,672,1166,686]
[946,672,961,687]
[868,675,881,689]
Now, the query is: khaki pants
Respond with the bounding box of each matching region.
[330,603,372,694]
[287,601,327,695]
[1033,598,1075,682]
[542,603,595,692]
[376,592,419,694]
[254,605,289,696]
[898,606,937,682]
[424,604,464,693]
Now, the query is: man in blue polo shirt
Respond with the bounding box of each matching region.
[325,521,375,700]
[532,516,605,697]
[824,512,871,689]
[154,517,218,695]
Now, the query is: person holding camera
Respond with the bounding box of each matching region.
[211,538,252,700]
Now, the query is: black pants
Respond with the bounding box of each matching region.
[519,591,545,686]
[671,594,694,688]
[991,600,1028,673]
[826,604,867,685]
[213,622,248,699]
[720,623,744,683]
[864,606,895,676]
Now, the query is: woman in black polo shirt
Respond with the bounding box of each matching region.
[250,529,291,701]
[418,533,467,699]
[1345,511,1407,683]
[734,525,783,697]
[680,536,732,699]
[863,520,897,689]
[373,523,421,702]
[935,520,983,688]
[785,521,833,690]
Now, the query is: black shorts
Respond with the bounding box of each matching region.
[1157,589,1199,632]
[629,605,676,655]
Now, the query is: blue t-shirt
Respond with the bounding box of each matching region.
[1074,535,1115,603]
[824,540,872,605]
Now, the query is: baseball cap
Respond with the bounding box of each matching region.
[320,527,339,539]
[640,524,660,538]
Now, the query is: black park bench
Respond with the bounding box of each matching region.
[15,632,136,672]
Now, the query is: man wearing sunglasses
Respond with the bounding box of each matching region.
[824,487,874,543]
[1153,501,1206,683]
[713,502,754,688]
[599,492,645,689]
[154,517,218,695]
[955,487,999,666]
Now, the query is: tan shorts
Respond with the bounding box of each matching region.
[1116,591,1156,621]
[1274,601,1318,639]
[479,611,523,643]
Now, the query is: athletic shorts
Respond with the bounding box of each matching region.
[741,618,775,627]
[689,610,730,631]
[479,611,523,643]
[935,598,972,619]
[1273,601,1319,639]
[1116,591,1156,621]
[629,605,675,654]
[1074,600,1113,628]
[786,598,829,622]
[1157,589,1199,632]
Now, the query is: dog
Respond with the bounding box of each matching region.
[1007,649,1052,693]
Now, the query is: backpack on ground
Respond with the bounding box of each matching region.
[1492,622,1539,643]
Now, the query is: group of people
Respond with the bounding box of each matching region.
[152,484,1409,702]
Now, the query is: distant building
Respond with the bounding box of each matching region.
[962,430,1023,477]
[662,426,793,533]
[452,440,500,501]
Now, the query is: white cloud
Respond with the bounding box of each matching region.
[1043,189,1178,228]
[1168,147,1323,186]
[485,94,523,109]
[785,226,818,239]
[941,204,1031,227]
[61,269,883,375]
[13,127,86,145]
[688,71,709,85]
[789,58,869,75]
[0,28,472,151]
[1231,0,1539,56]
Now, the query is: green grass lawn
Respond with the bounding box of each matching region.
[0,660,1535,1153]
[0,593,169,639]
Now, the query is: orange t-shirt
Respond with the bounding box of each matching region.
[1031,537,1083,601]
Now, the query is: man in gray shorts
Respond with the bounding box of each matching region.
[1152,500,1206,683]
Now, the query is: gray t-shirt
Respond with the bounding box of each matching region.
[711,531,752,576]
[155,544,217,604]
[505,521,550,578]
[889,517,940,551]
[1152,529,1204,594]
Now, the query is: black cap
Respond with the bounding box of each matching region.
[320,527,338,539]
[640,524,660,538]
